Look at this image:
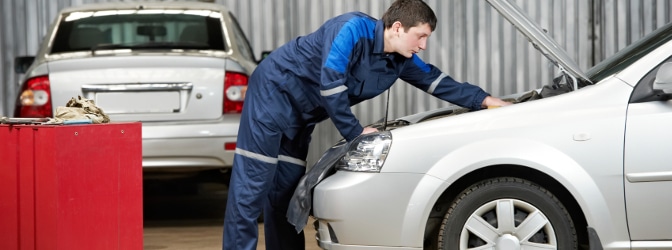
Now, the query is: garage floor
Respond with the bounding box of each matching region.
[142,180,321,250]
[144,218,320,250]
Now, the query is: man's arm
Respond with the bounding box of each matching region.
[318,18,377,141]
[400,55,510,109]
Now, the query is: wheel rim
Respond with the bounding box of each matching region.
[459,199,558,250]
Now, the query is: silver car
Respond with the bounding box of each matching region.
[299,0,672,249]
[14,2,257,181]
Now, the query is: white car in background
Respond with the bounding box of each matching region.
[292,0,672,249]
[14,2,258,184]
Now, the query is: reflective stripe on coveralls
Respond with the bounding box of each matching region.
[320,85,349,96]
[235,148,307,166]
[428,73,448,94]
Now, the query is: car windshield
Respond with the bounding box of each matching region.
[51,10,226,53]
[586,21,672,83]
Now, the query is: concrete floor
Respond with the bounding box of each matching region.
[142,180,321,250]
[144,218,320,250]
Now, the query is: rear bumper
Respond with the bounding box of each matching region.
[143,137,235,168]
[140,118,239,169]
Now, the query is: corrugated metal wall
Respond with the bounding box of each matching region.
[1,0,671,164]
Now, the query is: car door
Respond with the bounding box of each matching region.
[624,57,672,241]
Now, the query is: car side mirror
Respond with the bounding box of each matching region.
[15,56,35,74]
[653,62,672,94]
[258,51,272,63]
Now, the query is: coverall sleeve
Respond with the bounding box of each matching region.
[319,21,366,142]
[400,55,490,110]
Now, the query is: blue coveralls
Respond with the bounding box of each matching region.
[223,12,489,250]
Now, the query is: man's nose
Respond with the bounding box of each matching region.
[419,39,427,50]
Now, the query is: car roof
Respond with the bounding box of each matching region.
[58,1,230,14]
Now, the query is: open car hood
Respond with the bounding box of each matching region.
[486,0,591,85]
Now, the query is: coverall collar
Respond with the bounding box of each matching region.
[373,19,385,55]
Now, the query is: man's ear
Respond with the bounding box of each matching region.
[392,21,404,34]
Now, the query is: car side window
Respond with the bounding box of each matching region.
[228,12,255,62]
[630,56,672,103]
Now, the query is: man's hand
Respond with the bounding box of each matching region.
[481,96,512,108]
[361,127,379,135]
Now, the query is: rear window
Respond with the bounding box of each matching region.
[51,9,227,53]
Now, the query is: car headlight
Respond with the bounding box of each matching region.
[336,131,392,172]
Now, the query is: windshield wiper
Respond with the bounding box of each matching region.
[140,42,211,50]
[91,43,133,52]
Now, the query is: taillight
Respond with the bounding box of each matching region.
[14,75,52,118]
[224,72,248,114]
[224,142,236,151]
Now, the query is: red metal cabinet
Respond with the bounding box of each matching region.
[0,122,143,250]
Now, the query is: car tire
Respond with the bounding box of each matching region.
[438,177,577,249]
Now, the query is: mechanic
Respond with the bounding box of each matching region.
[222,0,512,249]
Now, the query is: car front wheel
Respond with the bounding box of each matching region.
[438,177,577,249]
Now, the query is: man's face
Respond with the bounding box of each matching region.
[395,23,432,58]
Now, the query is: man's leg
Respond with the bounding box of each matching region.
[223,103,283,250]
[263,126,314,250]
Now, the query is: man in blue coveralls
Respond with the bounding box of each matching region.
[223,0,511,249]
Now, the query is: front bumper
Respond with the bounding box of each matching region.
[312,219,417,250]
[312,171,445,249]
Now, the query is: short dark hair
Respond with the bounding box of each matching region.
[382,0,437,32]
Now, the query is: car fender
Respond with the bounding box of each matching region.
[398,138,625,247]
